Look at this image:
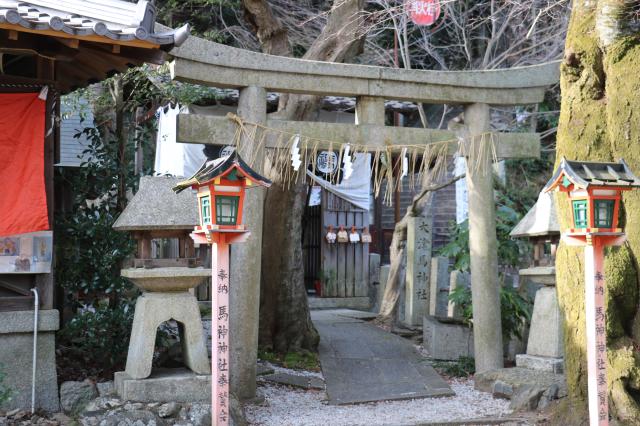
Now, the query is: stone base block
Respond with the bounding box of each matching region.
[115,369,211,403]
[423,315,473,360]
[516,354,563,374]
[527,286,563,358]
[0,310,60,412]
[474,367,567,412]
[308,297,370,311]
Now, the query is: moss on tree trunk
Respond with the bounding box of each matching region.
[556,1,640,422]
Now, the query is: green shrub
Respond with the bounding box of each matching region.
[0,364,13,406]
[58,303,135,373]
[448,284,532,341]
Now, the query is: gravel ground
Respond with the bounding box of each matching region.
[246,369,511,426]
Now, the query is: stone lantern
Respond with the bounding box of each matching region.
[112,176,211,402]
[510,191,563,373]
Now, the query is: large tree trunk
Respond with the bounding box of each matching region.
[245,0,366,353]
[555,0,640,422]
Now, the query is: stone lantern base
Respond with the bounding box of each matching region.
[115,369,211,403]
[115,268,212,402]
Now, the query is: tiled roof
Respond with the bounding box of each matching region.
[544,157,640,191]
[173,151,272,193]
[209,88,419,114]
[0,0,188,47]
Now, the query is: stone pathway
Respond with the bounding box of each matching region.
[312,309,454,405]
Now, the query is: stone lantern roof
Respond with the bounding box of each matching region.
[113,175,198,231]
[510,191,560,238]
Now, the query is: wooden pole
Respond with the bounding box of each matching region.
[212,236,230,426]
[584,239,608,426]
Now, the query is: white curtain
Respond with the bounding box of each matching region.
[153,104,208,178]
[306,153,371,211]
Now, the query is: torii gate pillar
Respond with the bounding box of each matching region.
[229,86,267,400]
[464,103,504,372]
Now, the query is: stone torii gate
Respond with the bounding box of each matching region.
[167,34,559,400]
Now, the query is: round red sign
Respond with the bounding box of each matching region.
[407,0,441,26]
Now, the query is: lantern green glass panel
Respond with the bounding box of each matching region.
[215,195,240,225]
[594,199,615,228]
[201,196,212,225]
[572,200,588,229]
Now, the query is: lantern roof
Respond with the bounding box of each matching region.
[543,157,640,192]
[113,176,198,231]
[173,151,272,193]
[510,192,560,238]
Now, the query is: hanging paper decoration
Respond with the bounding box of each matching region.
[342,144,353,180]
[290,134,302,171]
[361,227,372,244]
[337,226,349,243]
[400,147,409,181]
[349,226,360,243]
[224,113,497,206]
[325,225,337,244]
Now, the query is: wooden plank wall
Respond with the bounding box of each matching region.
[302,204,321,292]
[320,191,369,298]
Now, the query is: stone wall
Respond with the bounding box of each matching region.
[0,310,60,412]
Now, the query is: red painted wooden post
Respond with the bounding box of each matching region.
[212,237,230,425]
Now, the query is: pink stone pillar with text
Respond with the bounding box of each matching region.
[212,239,230,426]
[584,240,608,426]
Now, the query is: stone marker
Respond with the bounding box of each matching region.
[526,286,563,358]
[515,285,564,373]
[405,215,432,325]
[448,270,470,318]
[423,315,474,360]
[429,257,450,317]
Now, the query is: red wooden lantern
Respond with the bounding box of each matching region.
[544,158,640,244]
[173,152,271,244]
[173,152,271,426]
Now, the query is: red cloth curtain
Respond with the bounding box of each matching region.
[0,93,48,237]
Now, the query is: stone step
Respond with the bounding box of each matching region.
[515,354,563,374]
[474,367,567,412]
